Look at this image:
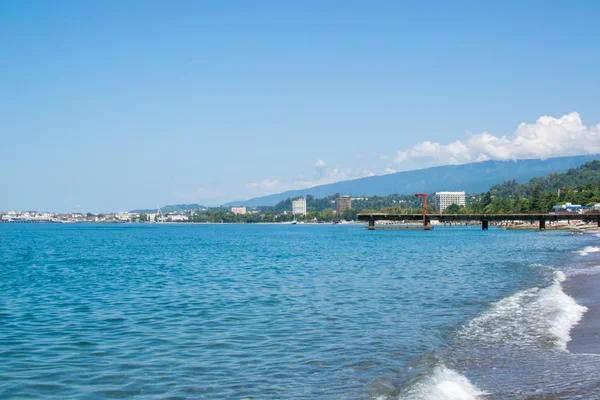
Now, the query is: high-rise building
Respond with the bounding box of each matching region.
[336,195,352,217]
[435,191,466,211]
[292,198,307,215]
[231,207,247,215]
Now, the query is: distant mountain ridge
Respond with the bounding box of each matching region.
[130,204,205,213]
[225,155,600,207]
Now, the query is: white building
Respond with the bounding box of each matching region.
[435,191,466,211]
[116,212,131,222]
[292,198,307,215]
[146,213,157,222]
[168,214,189,222]
[231,207,247,215]
[553,203,585,213]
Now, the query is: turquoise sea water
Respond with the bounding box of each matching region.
[1,224,599,399]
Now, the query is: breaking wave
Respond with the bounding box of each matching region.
[460,271,587,351]
[395,366,487,400]
[575,246,600,256]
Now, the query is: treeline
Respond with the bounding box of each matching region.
[188,208,340,223]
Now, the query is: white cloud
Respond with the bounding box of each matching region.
[243,113,600,199]
[394,112,600,168]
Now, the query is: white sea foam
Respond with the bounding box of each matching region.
[565,264,600,277]
[461,271,587,351]
[395,366,487,400]
[575,246,600,256]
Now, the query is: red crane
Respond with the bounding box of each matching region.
[415,193,428,227]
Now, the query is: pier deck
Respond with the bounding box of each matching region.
[357,213,600,230]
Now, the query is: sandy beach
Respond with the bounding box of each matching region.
[566,271,600,354]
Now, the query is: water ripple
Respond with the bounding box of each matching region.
[0,224,596,399]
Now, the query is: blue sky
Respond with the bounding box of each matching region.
[2,1,600,212]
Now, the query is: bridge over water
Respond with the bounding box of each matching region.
[357,213,600,230]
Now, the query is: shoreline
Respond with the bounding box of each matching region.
[566,267,600,354]
[0,221,362,225]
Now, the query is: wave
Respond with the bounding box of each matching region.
[575,246,600,256]
[565,264,600,277]
[460,271,587,351]
[394,366,487,400]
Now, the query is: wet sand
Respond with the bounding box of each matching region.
[566,272,600,354]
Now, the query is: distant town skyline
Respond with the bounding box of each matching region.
[2,2,600,212]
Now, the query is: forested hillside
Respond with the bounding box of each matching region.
[440,161,600,214]
[490,161,600,197]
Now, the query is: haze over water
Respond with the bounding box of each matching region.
[1,223,599,399]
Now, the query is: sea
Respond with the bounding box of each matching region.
[1,223,599,399]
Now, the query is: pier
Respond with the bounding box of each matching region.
[357,213,600,231]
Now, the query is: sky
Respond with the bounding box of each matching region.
[1,1,600,212]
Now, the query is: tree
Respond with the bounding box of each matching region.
[443,204,463,214]
[341,208,358,221]
[482,192,493,208]
[530,185,542,211]
[540,191,557,212]
[469,200,483,213]
[307,211,319,222]
[512,196,523,212]
[319,208,336,222]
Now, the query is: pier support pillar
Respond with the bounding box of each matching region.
[597,219,600,228]
[368,218,375,230]
[539,220,546,230]
[482,220,489,230]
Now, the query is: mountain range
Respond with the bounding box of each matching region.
[130,204,206,214]
[225,155,600,207]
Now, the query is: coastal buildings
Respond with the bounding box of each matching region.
[552,203,586,213]
[0,210,194,223]
[1,211,57,222]
[292,198,307,215]
[168,214,189,222]
[116,212,131,222]
[336,195,352,217]
[435,191,466,211]
[231,207,247,215]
